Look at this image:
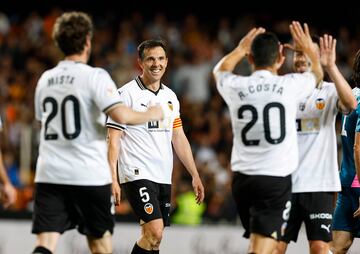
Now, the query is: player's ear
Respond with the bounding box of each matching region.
[137,57,143,70]
[275,44,285,68]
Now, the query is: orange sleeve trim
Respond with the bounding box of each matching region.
[173,117,182,129]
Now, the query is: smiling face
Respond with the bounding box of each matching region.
[139,46,168,85]
[293,50,311,73]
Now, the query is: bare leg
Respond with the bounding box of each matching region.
[249,233,278,254]
[34,232,61,253]
[87,230,113,254]
[330,230,353,254]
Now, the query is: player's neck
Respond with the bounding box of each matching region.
[65,53,88,64]
[139,75,160,92]
[254,66,278,74]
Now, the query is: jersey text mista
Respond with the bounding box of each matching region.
[48,75,75,86]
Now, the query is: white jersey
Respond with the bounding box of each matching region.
[106,77,180,184]
[34,60,122,185]
[216,70,316,176]
[292,81,341,192]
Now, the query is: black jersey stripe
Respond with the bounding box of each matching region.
[106,122,126,130]
[135,76,146,90]
[103,101,122,113]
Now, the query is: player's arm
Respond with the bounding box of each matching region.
[212,27,265,79]
[172,126,204,204]
[106,103,163,125]
[290,21,323,84]
[0,151,16,208]
[107,127,124,206]
[320,34,357,114]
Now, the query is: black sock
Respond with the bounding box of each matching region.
[32,246,53,254]
[131,243,152,254]
[152,250,159,254]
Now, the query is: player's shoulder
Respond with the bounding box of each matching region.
[161,83,178,98]
[320,81,335,89]
[117,79,139,93]
[90,66,111,77]
[37,68,55,87]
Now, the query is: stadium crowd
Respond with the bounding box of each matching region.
[0,7,359,224]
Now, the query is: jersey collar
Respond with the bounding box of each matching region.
[135,76,164,95]
[252,70,274,78]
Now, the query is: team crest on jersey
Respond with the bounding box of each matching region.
[144,203,154,214]
[168,101,173,111]
[315,98,325,110]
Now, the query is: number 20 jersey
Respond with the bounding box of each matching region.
[34,60,122,185]
[216,70,316,176]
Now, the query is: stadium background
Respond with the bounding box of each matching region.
[1,1,360,253]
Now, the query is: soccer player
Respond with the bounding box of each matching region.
[275,35,357,253]
[213,22,323,254]
[330,49,360,254]
[0,116,16,208]
[106,39,205,254]
[32,12,163,254]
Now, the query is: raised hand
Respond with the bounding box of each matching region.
[236,27,266,55]
[289,21,317,55]
[320,34,337,70]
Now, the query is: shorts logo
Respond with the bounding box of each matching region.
[309,213,332,220]
[321,224,331,233]
[315,98,325,110]
[144,203,153,214]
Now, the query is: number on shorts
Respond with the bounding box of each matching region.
[282,201,292,221]
[139,187,150,202]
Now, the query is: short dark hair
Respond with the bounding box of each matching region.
[52,12,93,56]
[352,49,360,87]
[251,32,280,67]
[137,39,167,60]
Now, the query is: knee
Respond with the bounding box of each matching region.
[145,227,163,247]
[309,241,328,254]
[331,239,353,254]
[273,241,287,254]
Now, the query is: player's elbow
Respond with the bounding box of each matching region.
[348,99,357,112]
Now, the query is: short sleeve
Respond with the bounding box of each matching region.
[90,68,122,113]
[106,87,131,130]
[215,71,246,104]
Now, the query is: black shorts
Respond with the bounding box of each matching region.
[232,172,292,240]
[280,192,335,243]
[122,180,171,226]
[32,183,114,238]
